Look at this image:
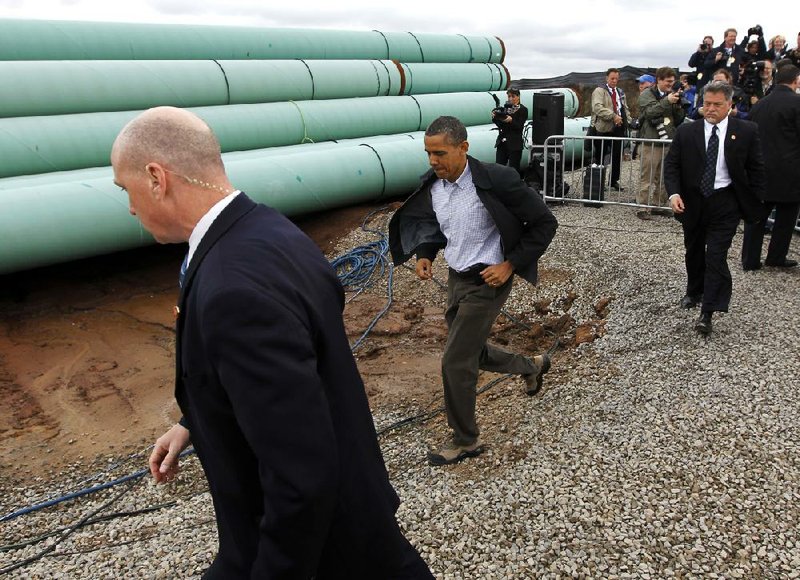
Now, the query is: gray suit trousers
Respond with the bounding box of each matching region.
[443,273,537,446]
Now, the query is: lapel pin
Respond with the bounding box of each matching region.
[731,134,736,140]
[173,305,180,320]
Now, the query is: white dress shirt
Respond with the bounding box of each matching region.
[430,165,503,272]
[704,116,732,189]
[186,191,241,267]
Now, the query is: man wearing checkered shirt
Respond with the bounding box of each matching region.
[389,116,558,466]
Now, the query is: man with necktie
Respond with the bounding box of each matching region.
[637,67,685,219]
[664,81,767,336]
[590,68,631,191]
[112,106,433,579]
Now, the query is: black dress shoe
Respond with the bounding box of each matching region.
[694,312,712,336]
[680,294,701,309]
[742,262,762,271]
[764,258,798,268]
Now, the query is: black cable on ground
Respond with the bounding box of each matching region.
[0,480,137,575]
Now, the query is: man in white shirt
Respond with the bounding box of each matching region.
[389,116,558,465]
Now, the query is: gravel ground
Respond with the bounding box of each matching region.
[2,203,799,578]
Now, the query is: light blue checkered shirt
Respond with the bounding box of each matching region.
[430,164,503,272]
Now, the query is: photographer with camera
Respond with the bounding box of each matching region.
[590,68,631,191]
[636,67,685,219]
[705,28,746,84]
[741,64,800,271]
[492,88,528,177]
[740,25,767,62]
[689,35,715,90]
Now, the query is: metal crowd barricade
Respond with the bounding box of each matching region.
[533,133,674,210]
[531,132,800,234]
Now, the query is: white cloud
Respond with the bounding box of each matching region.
[0,0,791,78]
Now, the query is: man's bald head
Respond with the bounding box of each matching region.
[113,106,226,183]
[112,107,234,244]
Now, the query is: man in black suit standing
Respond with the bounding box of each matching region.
[741,64,800,270]
[111,107,433,579]
[665,81,767,336]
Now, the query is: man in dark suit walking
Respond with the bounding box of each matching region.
[741,64,800,270]
[111,107,432,579]
[665,81,767,336]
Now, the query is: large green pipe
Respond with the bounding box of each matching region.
[0,125,520,274]
[0,60,516,118]
[0,89,579,178]
[5,112,583,276]
[0,19,504,63]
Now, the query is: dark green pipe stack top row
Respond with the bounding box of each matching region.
[0,19,581,275]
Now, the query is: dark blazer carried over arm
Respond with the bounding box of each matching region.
[389,156,557,284]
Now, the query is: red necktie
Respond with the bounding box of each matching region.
[610,88,619,115]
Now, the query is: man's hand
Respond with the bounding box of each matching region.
[667,92,680,104]
[613,114,623,126]
[415,258,432,280]
[481,261,514,287]
[149,423,191,484]
[715,51,724,62]
[670,195,685,214]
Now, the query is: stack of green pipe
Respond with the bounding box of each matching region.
[0,120,589,275]
[0,19,504,63]
[0,60,514,117]
[0,88,579,178]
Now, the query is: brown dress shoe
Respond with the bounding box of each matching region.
[427,439,485,466]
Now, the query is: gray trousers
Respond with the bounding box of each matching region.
[443,273,537,446]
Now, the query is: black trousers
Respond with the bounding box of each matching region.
[496,144,523,177]
[682,188,741,313]
[594,126,625,185]
[741,201,800,267]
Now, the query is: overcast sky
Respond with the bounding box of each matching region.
[0,1,795,79]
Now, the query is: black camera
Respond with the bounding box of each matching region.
[741,60,768,97]
[699,42,709,51]
[748,25,763,37]
[492,101,513,119]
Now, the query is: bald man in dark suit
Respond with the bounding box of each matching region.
[112,107,433,579]
[664,81,767,336]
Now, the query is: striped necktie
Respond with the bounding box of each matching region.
[701,126,719,198]
[179,253,189,288]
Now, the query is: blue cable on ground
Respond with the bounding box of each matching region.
[1,448,195,523]
[4,208,397,524]
[329,207,395,351]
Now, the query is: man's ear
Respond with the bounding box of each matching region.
[144,163,167,198]
[460,140,470,155]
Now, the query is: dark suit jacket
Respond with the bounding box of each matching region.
[705,43,745,84]
[664,117,767,227]
[388,156,557,284]
[749,84,800,203]
[177,193,410,579]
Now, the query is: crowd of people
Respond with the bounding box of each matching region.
[587,25,799,337]
[104,26,799,578]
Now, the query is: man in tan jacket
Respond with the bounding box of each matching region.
[590,68,632,191]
